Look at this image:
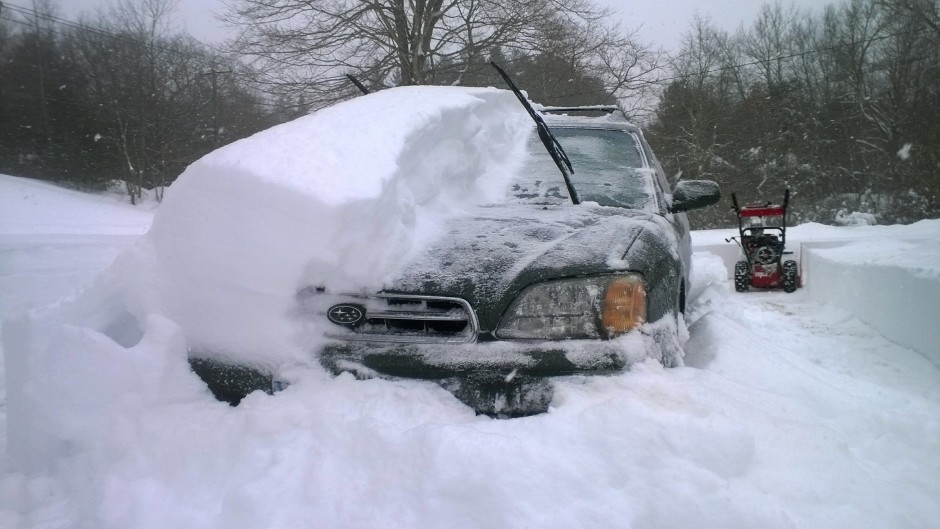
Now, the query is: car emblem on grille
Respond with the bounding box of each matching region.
[327,303,366,327]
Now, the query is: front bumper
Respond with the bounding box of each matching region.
[188,323,677,417]
[318,339,629,381]
[318,338,647,417]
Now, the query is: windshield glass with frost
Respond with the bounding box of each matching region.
[509,127,656,210]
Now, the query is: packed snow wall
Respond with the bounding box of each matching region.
[802,237,940,366]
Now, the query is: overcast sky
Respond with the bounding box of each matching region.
[56,0,830,52]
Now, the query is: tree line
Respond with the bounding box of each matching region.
[647,0,940,227]
[1,0,937,225]
[0,0,284,202]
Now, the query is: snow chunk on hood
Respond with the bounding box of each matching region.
[144,86,530,362]
[195,86,523,206]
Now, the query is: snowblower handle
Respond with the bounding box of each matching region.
[731,193,740,213]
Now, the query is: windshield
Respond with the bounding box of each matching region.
[508,127,656,210]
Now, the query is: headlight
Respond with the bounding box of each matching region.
[495,275,646,340]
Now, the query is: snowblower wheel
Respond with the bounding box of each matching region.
[734,261,750,292]
[782,260,798,293]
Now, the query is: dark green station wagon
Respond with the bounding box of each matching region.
[292,97,720,415]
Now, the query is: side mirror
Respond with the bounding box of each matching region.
[671,180,721,213]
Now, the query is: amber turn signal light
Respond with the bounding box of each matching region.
[601,276,646,335]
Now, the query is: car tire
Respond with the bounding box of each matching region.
[189,358,274,406]
[734,260,750,292]
[782,260,798,293]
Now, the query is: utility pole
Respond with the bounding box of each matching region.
[31,0,51,147]
[200,67,232,146]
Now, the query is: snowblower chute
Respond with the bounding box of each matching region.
[729,189,800,293]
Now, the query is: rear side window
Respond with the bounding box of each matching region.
[509,127,656,210]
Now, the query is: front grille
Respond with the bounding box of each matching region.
[327,294,478,344]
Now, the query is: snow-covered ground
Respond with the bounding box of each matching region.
[1,85,938,528]
[3,173,939,529]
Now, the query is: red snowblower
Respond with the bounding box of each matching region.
[728,189,800,293]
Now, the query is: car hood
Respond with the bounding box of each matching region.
[387,204,675,330]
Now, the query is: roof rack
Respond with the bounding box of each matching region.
[539,105,620,114]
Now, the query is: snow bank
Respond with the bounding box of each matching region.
[693,220,940,364]
[0,175,153,235]
[802,231,940,364]
[144,86,529,364]
[0,175,154,320]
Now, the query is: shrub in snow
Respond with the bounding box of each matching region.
[834,209,877,226]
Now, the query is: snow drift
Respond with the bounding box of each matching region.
[128,86,528,365]
[4,86,536,469]
[0,176,154,236]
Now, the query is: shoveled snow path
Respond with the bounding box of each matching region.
[681,280,940,528]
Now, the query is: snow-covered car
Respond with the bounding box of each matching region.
[285,104,719,414]
[112,83,719,416]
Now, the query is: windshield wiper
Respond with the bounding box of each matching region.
[490,61,580,205]
[346,74,370,95]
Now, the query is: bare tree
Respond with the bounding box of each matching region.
[879,0,940,37]
[67,0,273,201]
[741,1,800,89]
[222,0,651,109]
